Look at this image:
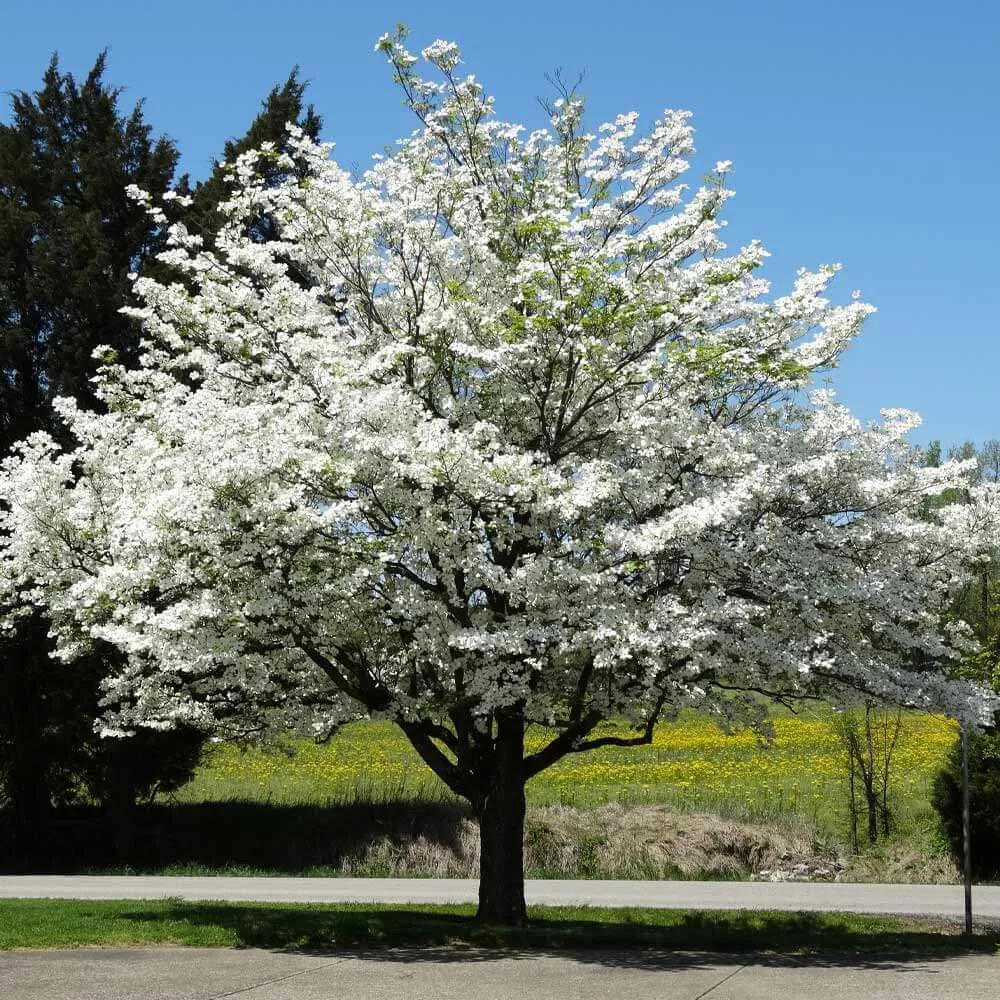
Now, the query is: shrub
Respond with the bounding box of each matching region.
[931,726,1000,880]
[81,725,208,809]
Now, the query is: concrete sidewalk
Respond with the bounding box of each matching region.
[2,875,1000,919]
[2,947,998,1000]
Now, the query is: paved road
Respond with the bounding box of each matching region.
[1,947,998,999]
[2,876,1000,918]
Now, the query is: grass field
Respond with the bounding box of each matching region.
[2,899,995,954]
[3,708,957,880]
[174,709,958,842]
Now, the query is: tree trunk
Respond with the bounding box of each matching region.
[865,783,879,846]
[476,708,527,925]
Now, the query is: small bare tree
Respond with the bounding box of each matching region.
[834,701,905,851]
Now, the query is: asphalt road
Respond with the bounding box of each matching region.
[2,876,1000,918]
[2,947,998,1000]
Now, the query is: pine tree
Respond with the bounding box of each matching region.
[0,53,177,449]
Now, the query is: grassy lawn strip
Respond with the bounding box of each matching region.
[2,899,998,955]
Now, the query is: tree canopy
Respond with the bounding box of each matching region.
[1,32,996,922]
[0,52,178,451]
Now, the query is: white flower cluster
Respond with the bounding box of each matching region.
[1,34,997,757]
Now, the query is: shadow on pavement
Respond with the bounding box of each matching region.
[116,903,1000,971]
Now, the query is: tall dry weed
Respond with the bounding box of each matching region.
[337,803,842,880]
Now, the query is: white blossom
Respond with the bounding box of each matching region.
[1,33,996,765]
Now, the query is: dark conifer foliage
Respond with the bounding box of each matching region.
[0,53,181,844]
[1,58,327,855]
[176,68,323,251]
[0,52,177,451]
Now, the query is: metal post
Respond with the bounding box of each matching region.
[961,722,973,935]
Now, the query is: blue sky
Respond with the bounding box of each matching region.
[5,0,998,448]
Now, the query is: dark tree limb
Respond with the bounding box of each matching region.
[397,718,474,800]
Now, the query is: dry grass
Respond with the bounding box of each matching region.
[19,798,958,883]
[336,803,841,880]
[528,804,838,880]
[843,834,960,884]
[337,816,479,876]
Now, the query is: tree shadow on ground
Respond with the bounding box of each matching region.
[118,903,1000,970]
[0,800,473,874]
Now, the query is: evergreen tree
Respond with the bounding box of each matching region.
[1,58,327,859]
[176,68,322,252]
[0,53,177,448]
[0,53,179,847]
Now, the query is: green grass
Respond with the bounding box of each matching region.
[175,709,956,840]
[3,708,960,879]
[1,899,997,955]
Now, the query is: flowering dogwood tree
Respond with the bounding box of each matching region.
[1,31,996,923]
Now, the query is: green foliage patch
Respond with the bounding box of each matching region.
[932,728,1000,880]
